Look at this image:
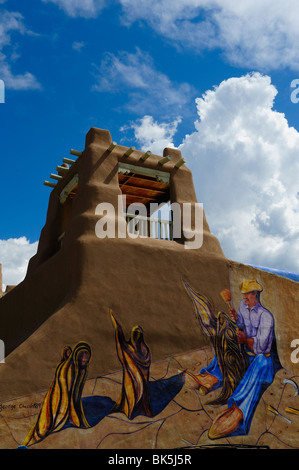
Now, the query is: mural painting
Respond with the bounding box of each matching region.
[20,312,185,448]
[182,277,282,439]
[22,342,92,447]
[110,311,153,419]
[17,277,286,449]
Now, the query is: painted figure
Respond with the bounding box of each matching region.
[182,279,249,404]
[110,311,153,419]
[183,278,281,439]
[22,342,91,447]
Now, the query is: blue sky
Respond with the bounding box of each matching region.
[1,0,299,287]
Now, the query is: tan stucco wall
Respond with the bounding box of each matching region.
[0,234,231,401]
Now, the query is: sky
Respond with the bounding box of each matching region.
[1,0,299,288]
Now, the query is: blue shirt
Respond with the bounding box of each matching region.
[236,301,274,355]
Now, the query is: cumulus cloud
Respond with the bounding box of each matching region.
[42,0,107,18]
[0,238,38,291]
[121,115,181,154]
[119,0,299,71]
[129,72,299,273]
[0,9,41,90]
[93,48,195,117]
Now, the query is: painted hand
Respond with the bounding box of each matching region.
[228,307,238,322]
[236,329,247,344]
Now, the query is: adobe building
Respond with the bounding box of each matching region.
[0,128,298,448]
[0,127,227,398]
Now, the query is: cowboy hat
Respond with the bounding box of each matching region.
[239,279,263,293]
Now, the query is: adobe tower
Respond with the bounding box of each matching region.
[0,127,231,399]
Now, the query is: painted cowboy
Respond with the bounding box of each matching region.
[188,279,281,439]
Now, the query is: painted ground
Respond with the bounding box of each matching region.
[1,346,298,450]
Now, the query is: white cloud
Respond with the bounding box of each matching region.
[42,0,107,18]
[129,72,299,273]
[0,238,38,291]
[38,0,299,71]
[121,115,181,154]
[72,41,85,52]
[0,9,41,90]
[0,52,41,90]
[93,48,195,117]
[119,0,299,71]
[0,10,26,49]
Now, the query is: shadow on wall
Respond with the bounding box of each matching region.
[76,374,185,428]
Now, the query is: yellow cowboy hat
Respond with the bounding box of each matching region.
[239,279,263,293]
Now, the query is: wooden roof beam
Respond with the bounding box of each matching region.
[175,158,187,168]
[107,141,117,152]
[50,173,63,181]
[140,150,152,161]
[44,181,57,188]
[63,157,76,165]
[158,155,172,165]
[56,165,69,174]
[123,146,135,157]
[70,149,82,157]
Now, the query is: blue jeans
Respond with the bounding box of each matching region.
[201,353,274,435]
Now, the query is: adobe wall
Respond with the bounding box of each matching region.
[0,238,231,401]
[1,243,298,403]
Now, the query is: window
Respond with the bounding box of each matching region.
[118,163,173,240]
